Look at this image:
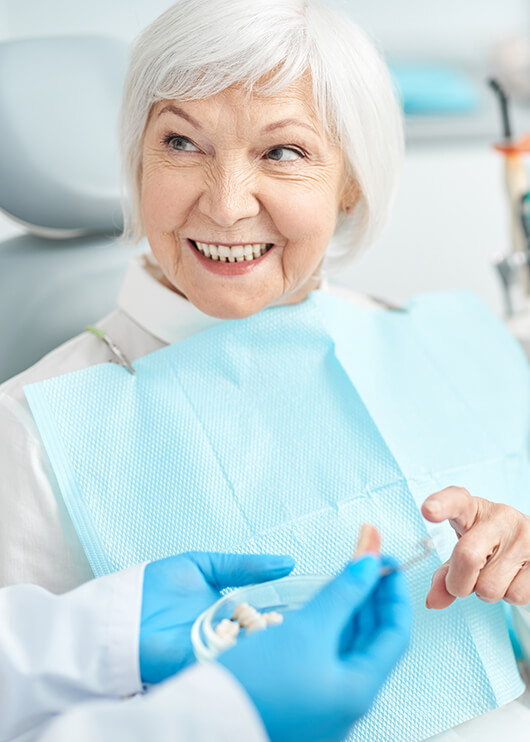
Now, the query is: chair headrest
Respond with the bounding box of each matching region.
[0,35,128,237]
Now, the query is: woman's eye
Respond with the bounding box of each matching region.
[163,135,199,152]
[266,147,304,162]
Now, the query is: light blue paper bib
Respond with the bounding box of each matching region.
[25,290,530,741]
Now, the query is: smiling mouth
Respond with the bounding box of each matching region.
[190,240,274,263]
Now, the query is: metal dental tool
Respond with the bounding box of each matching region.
[380,535,435,576]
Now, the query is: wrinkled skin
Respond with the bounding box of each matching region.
[141,74,357,319]
[423,486,530,608]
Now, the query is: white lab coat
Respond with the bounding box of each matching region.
[1,252,530,740]
[0,564,268,742]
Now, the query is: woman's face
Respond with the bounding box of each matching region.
[141,76,356,319]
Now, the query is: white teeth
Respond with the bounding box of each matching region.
[193,241,272,263]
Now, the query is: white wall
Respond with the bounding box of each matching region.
[336,144,509,317]
[332,0,530,63]
[0,0,170,42]
[1,0,529,63]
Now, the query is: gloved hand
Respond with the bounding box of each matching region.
[140,551,294,684]
[219,555,411,742]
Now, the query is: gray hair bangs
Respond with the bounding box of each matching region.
[118,0,404,272]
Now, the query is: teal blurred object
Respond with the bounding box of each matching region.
[390,63,481,115]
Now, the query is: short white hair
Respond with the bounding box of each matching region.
[118,0,404,271]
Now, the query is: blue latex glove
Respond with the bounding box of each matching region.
[219,555,411,742]
[140,551,295,684]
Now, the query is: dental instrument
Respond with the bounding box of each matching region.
[381,535,435,576]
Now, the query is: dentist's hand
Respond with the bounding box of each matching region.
[140,552,295,684]
[423,486,530,609]
[219,555,411,742]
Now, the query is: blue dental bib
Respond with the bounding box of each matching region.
[25,289,530,741]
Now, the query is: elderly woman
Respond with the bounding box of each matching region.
[2,0,530,740]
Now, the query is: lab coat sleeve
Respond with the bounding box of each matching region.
[0,564,144,742]
[33,663,270,742]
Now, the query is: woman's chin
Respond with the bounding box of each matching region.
[190,294,271,320]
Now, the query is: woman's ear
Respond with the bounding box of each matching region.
[339,178,361,215]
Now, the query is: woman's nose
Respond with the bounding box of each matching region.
[197,162,260,226]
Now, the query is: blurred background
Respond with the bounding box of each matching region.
[2,0,530,379]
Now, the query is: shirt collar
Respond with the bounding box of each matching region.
[116,249,375,346]
[117,250,223,345]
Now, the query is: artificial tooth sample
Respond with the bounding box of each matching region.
[225,603,285,641]
[214,618,240,644]
[245,615,268,635]
[264,611,284,626]
[232,602,261,627]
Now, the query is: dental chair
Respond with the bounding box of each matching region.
[0,35,144,383]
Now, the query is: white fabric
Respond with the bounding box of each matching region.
[29,663,269,742]
[0,564,144,742]
[1,250,530,740]
[0,563,268,742]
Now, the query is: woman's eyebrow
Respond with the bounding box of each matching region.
[158,104,202,129]
[260,118,318,136]
[157,105,318,137]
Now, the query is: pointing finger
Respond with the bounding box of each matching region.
[422,487,479,535]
